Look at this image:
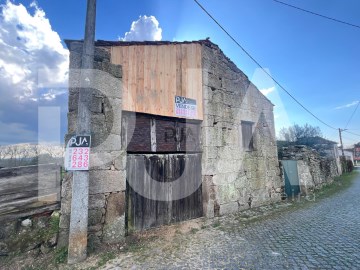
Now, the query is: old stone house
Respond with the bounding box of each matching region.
[59,39,282,245]
[279,137,342,197]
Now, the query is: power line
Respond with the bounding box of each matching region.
[193,0,338,131]
[344,130,360,138]
[342,134,359,143]
[344,100,360,129]
[273,0,360,29]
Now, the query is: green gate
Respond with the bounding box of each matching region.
[282,160,300,197]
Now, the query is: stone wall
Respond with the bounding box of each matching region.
[59,41,126,248]
[200,42,282,217]
[281,145,340,193]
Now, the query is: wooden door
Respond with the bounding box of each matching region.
[126,153,202,232]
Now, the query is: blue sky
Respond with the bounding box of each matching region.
[0,0,359,146]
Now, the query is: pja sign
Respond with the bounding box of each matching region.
[65,135,91,171]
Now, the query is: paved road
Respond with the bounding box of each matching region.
[104,170,360,269]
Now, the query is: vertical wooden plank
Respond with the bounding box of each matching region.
[143,45,151,115]
[176,44,182,99]
[169,45,177,117]
[161,45,172,117]
[150,46,157,115]
[135,46,145,112]
[129,46,138,111]
[157,46,165,116]
[122,46,131,111]
[150,118,157,152]
[181,44,188,98]
[196,44,203,120]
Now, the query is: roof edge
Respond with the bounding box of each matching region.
[64,39,215,49]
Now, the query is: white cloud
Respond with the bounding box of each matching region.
[260,86,275,96]
[120,15,162,41]
[0,1,69,101]
[335,101,359,110]
[0,1,69,144]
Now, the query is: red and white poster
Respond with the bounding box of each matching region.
[174,96,197,118]
[354,147,360,161]
[65,135,91,171]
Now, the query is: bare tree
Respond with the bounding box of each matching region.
[279,124,322,142]
[0,146,9,167]
[279,127,296,142]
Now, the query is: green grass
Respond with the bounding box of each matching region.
[314,170,358,200]
[38,214,60,242]
[54,247,68,264]
[212,220,221,228]
[97,251,116,267]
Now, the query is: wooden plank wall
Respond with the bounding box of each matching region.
[0,164,61,221]
[110,44,203,120]
[127,154,203,231]
[122,112,201,153]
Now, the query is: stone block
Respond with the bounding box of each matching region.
[60,197,71,215]
[105,192,126,224]
[203,199,215,218]
[114,151,127,171]
[61,173,72,199]
[103,215,125,244]
[57,229,69,248]
[202,158,218,175]
[217,184,239,204]
[101,62,122,79]
[88,209,103,226]
[67,112,77,134]
[216,159,242,174]
[94,47,110,62]
[202,127,223,147]
[92,70,122,99]
[68,93,78,112]
[202,114,215,127]
[89,170,126,194]
[106,97,122,135]
[91,96,103,113]
[59,214,70,229]
[90,150,126,170]
[69,51,81,69]
[219,202,239,216]
[202,146,218,160]
[69,41,83,53]
[89,194,105,209]
[87,233,101,251]
[207,73,223,89]
[91,133,121,152]
[91,114,107,133]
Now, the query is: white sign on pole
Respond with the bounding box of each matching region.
[65,135,91,171]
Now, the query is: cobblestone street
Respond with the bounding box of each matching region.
[103,170,360,270]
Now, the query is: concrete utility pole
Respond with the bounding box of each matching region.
[339,128,346,157]
[68,0,96,264]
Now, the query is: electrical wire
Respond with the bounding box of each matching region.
[193,0,338,131]
[344,130,360,138]
[273,0,360,29]
[344,100,360,129]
